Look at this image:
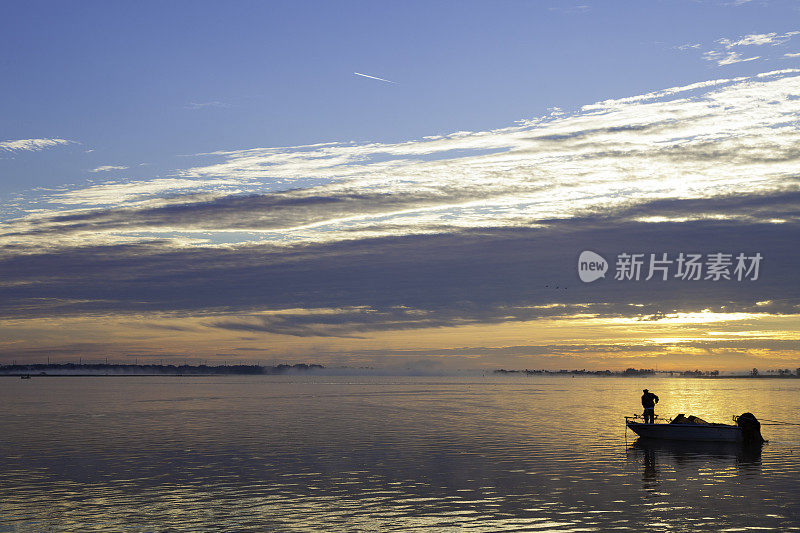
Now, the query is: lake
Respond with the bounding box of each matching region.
[1,375,798,531]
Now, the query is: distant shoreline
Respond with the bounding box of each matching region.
[2,363,798,378]
[493,368,800,378]
[0,363,324,377]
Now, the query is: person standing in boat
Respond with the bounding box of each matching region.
[641,389,659,423]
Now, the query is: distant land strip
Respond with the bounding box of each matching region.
[3,364,799,378]
[494,368,800,378]
[0,363,324,376]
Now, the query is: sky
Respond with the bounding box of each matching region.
[1,0,800,372]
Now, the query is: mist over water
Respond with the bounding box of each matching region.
[1,376,798,531]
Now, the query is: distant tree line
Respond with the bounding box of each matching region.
[750,367,800,377]
[494,368,657,376]
[0,363,324,376]
[494,367,800,377]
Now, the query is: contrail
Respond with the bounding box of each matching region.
[354,72,397,84]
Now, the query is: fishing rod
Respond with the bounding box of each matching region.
[753,418,800,426]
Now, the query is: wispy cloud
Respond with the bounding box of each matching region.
[0,138,72,153]
[90,165,129,173]
[354,72,397,84]
[3,69,800,248]
[697,30,800,65]
[702,50,761,65]
[185,101,230,110]
[719,31,800,48]
[46,177,242,205]
[548,4,590,14]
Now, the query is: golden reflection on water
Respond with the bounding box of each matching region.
[0,376,798,531]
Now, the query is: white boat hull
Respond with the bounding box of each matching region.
[627,422,742,442]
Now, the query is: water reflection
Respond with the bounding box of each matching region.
[628,438,763,488]
[0,376,797,531]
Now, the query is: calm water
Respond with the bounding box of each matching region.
[1,375,799,531]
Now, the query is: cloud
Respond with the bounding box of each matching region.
[698,31,800,66]
[1,207,798,326]
[45,177,242,206]
[90,165,129,173]
[185,101,230,109]
[0,138,72,153]
[1,69,800,345]
[313,337,800,359]
[702,50,760,66]
[548,4,591,14]
[718,31,800,48]
[4,68,800,250]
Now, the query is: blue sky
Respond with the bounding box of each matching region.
[1,1,800,370]
[2,0,799,197]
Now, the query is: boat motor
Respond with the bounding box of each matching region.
[736,412,765,445]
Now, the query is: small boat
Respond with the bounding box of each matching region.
[20,374,31,380]
[626,413,765,444]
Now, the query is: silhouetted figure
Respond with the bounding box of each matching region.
[641,388,659,423]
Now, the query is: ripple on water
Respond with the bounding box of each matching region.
[1,376,799,531]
